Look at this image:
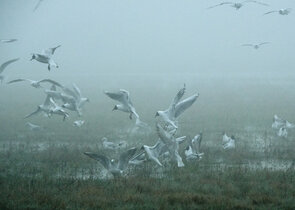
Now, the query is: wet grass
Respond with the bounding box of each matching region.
[1,80,295,209]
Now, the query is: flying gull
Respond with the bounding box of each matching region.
[264,8,292,16]
[31,45,61,71]
[242,42,270,49]
[104,89,139,119]
[156,84,199,129]
[207,1,268,10]
[156,123,185,167]
[185,133,204,161]
[84,147,137,177]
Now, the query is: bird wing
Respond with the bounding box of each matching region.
[174,94,199,118]
[38,79,63,88]
[0,39,17,43]
[207,2,233,9]
[167,84,186,117]
[242,44,254,47]
[72,83,82,98]
[259,42,270,46]
[192,133,202,154]
[42,45,61,57]
[24,107,41,119]
[243,0,268,6]
[104,90,129,106]
[83,152,111,170]
[43,92,54,107]
[0,58,20,74]
[264,10,278,15]
[118,147,137,170]
[62,87,79,100]
[175,136,187,144]
[49,97,59,108]
[7,79,30,84]
[33,0,44,12]
[156,123,173,145]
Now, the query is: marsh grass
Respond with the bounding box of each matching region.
[1,79,295,209]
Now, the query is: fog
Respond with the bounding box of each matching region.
[1,0,295,133]
[1,1,295,208]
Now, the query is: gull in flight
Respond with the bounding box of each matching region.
[73,120,85,127]
[84,147,137,177]
[242,42,270,49]
[31,45,61,71]
[25,85,68,121]
[7,78,63,89]
[48,98,69,121]
[264,8,292,16]
[156,123,185,167]
[24,92,53,119]
[62,84,90,110]
[104,89,139,120]
[131,140,169,166]
[0,39,17,43]
[277,127,288,138]
[272,115,295,129]
[156,84,199,129]
[26,122,42,131]
[33,0,45,12]
[222,133,236,149]
[185,133,204,161]
[207,1,268,10]
[0,58,20,84]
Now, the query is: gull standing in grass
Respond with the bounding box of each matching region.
[104,89,139,120]
[30,45,61,71]
[185,133,204,161]
[207,1,268,10]
[155,84,199,129]
[73,120,85,127]
[0,39,17,43]
[241,42,270,50]
[272,115,295,129]
[84,147,137,177]
[264,8,292,16]
[222,133,236,149]
[0,58,20,84]
[156,123,185,167]
[7,78,63,89]
[277,127,288,138]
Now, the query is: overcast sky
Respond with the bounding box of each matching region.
[0,0,294,81]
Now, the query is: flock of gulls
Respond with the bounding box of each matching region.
[0,1,293,178]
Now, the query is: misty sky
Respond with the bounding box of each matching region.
[0,0,294,81]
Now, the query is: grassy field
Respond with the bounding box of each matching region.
[1,76,295,209]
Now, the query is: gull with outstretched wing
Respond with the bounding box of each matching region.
[7,78,63,88]
[156,84,199,129]
[207,1,268,10]
[242,42,270,49]
[264,8,292,16]
[30,45,61,71]
[84,147,137,177]
[0,58,20,83]
[105,89,139,120]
